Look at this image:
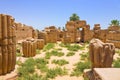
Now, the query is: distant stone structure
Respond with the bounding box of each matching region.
[89,39,115,68]
[15,22,33,41]
[0,14,16,75]
[65,20,93,42]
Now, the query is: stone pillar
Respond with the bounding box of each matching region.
[36,39,45,49]
[89,39,115,68]
[22,39,37,57]
[0,14,16,75]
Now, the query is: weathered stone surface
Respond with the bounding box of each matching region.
[94,68,120,80]
[89,39,115,68]
[22,39,37,57]
[65,20,93,43]
[84,68,120,80]
[0,14,16,75]
[15,22,33,42]
[36,39,45,49]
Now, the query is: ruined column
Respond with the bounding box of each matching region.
[0,14,16,75]
[89,39,115,68]
[22,39,37,57]
[36,39,45,49]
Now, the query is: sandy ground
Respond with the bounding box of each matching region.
[0,42,119,80]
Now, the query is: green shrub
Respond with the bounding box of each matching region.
[115,49,120,56]
[43,43,55,51]
[18,58,36,77]
[45,50,64,59]
[55,48,62,51]
[46,67,67,79]
[51,50,64,57]
[36,49,41,54]
[16,60,22,66]
[52,59,69,66]
[66,52,75,56]
[35,58,48,72]
[59,43,66,47]
[66,44,81,51]
[80,52,89,60]
[16,52,22,57]
[71,61,91,76]
[113,58,120,68]
[45,52,51,59]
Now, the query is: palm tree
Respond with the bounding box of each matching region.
[69,13,80,21]
[110,19,120,26]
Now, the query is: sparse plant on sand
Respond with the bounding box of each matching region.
[43,43,55,51]
[66,51,75,56]
[70,61,91,76]
[36,49,41,54]
[46,67,68,79]
[18,58,36,79]
[52,59,69,66]
[45,50,64,59]
[35,58,49,72]
[113,58,120,68]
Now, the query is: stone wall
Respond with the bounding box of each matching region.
[44,26,58,43]
[15,22,33,42]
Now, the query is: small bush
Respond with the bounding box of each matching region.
[66,44,81,51]
[66,52,75,56]
[113,58,120,68]
[55,48,62,51]
[51,50,64,57]
[80,52,89,60]
[16,60,22,66]
[52,59,69,66]
[115,49,120,56]
[45,50,64,59]
[16,52,22,57]
[71,61,91,76]
[18,58,36,77]
[59,43,66,47]
[36,49,41,54]
[46,67,67,79]
[35,58,48,72]
[43,43,55,51]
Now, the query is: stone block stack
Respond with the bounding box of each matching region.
[0,14,16,75]
[36,39,45,49]
[22,39,36,57]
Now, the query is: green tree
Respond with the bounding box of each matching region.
[69,13,80,21]
[110,19,120,26]
[62,27,65,31]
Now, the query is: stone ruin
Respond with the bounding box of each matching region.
[93,24,120,48]
[22,39,36,57]
[14,22,34,41]
[0,14,16,75]
[38,26,60,43]
[84,39,115,80]
[22,39,45,57]
[89,39,115,68]
[36,39,45,49]
[65,20,93,43]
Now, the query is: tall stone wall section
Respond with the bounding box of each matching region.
[15,23,33,42]
[0,14,16,75]
[106,31,120,48]
[44,26,58,43]
[38,31,48,44]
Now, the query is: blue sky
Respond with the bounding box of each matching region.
[0,0,120,30]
